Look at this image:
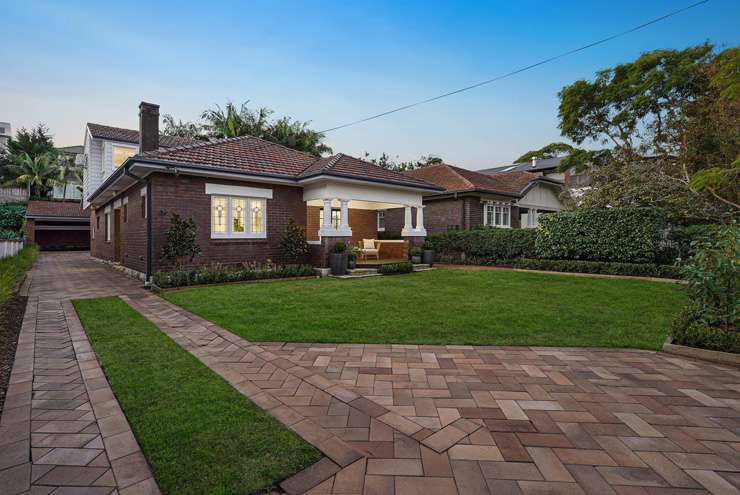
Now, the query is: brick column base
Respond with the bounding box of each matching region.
[402,236,426,259]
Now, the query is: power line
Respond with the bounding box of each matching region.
[319,0,709,133]
[229,0,708,157]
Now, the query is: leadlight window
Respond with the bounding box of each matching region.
[211,195,266,239]
[484,202,511,228]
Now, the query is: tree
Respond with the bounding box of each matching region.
[160,213,201,270]
[0,124,55,182]
[528,44,738,221]
[280,219,309,262]
[162,100,332,156]
[4,152,61,198]
[56,152,85,199]
[363,152,442,172]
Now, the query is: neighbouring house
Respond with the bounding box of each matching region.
[384,163,563,234]
[0,122,10,149]
[26,200,90,251]
[81,121,196,208]
[86,102,442,280]
[479,156,592,189]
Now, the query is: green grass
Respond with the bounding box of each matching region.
[73,297,321,495]
[164,269,686,350]
[0,245,38,305]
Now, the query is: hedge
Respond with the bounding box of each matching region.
[379,261,413,275]
[672,305,740,354]
[537,208,666,263]
[424,228,537,263]
[153,263,316,289]
[0,204,26,233]
[507,258,681,279]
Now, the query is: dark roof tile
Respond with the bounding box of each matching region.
[404,163,541,195]
[26,201,89,219]
[87,123,197,148]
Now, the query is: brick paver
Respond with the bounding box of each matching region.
[0,253,157,494]
[6,252,740,494]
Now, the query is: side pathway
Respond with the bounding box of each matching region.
[0,253,158,495]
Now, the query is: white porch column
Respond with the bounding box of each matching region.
[401,205,414,236]
[319,198,334,236]
[415,205,427,235]
[339,199,350,230]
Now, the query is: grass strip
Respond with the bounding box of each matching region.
[73,296,321,495]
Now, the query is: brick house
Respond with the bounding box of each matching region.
[86,102,442,281]
[25,200,90,251]
[379,163,564,236]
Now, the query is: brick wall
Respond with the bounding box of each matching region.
[306,206,378,245]
[91,173,309,274]
[424,199,464,234]
[149,173,307,271]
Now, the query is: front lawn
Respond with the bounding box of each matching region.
[73,297,321,495]
[163,268,686,350]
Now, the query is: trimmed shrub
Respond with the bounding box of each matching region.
[379,262,413,275]
[0,204,26,233]
[0,230,21,240]
[667,224,721,261]
[537,208,666,263]
[508,258,681,279]
[672,304,740,354]
[424,228,537,263]
[153,263,316,289]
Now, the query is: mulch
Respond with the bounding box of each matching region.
[0,294,28,414]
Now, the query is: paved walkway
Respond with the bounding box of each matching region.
[5,252,740,495]
[0,253,157,495]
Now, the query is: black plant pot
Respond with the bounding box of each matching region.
[411,255,422,264]
[330,253,348,275]
[422,249,434,265]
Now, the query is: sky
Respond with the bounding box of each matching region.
[1,0,738,170]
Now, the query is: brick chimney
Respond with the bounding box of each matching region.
[138,102,159,152]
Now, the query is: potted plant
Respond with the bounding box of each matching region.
[422,241,434,265]
[347,245,358,269]
[329,241,348,275]
[410,247,422,264]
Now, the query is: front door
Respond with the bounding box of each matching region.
[113,209,122,262]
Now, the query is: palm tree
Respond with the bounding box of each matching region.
[4,152,62,198]
[56,153,85,199]
[201,101,272,139]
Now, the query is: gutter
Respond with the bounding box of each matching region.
[124,167,153,284]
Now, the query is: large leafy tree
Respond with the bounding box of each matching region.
[0,124,55,181]
[522,44,738,221]
[162,100,332,156]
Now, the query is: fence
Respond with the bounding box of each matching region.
[0,187,29,204]
[0,240,25,260]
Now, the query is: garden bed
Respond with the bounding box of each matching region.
[662,336,740,367]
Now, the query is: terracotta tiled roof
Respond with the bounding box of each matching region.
[298,153,439,189]
[26,201,89,219]
[136,137,441,189]
[404,164,541,196]
[87,123,197,148]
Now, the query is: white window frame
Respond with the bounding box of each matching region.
[483,202,511,228]
[210,195,267,239]
[377,210,386,232]
[319,208,341,230]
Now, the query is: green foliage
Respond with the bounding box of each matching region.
[280,219,309,262]
[159,214,201,270]
[153,263,315,289]
[515,142,575,163]
[0,203,26,232]
[667,224,721,261]
[537,208,666,263]
[410,247,422,256]
[0,245,38,306]
[331,241,346,254]
[424,228,537,263]
[672,304,740,354]
[509,258,680,279]
[163,100,332,156]
[362,152,443,172]
[3,152,63,198]
[678,222,738,331]
[379,261,414,275]
[0,230,21,240]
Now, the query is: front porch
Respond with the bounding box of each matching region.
[302,178,431,268]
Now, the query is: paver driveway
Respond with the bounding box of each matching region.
[6,252,740,495]
[0,253,156,495]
